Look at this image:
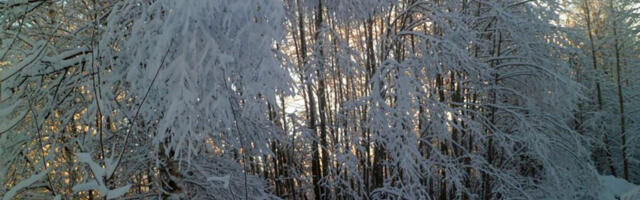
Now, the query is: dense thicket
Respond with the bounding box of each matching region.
[0,0,638,199]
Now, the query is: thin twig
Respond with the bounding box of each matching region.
[111,41,173,178]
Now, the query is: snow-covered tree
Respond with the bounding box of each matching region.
[1,0,638,199]
[95,0,292,198]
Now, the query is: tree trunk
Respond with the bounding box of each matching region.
[314,0,331,198]
[608,0,628,180]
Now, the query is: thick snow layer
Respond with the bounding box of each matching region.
[73,153,131,199]
[598,175,638,200]
[622,186,640,200]
[2,168,50,200]
[106,184,132,200]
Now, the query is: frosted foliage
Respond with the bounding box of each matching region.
[2,168,50,200]
[323,0,394,19]
[101,0,289,158]
[95,0,290,198]
[363,0,597,199]
[72,153,132,199]
[1,0,639,199]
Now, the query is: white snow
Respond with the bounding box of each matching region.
[0,106,27,133]
[76,153,105,180]
[622,186,640,200]
[74,153,131,199]
[71,180,104,194]
[2,168,50,200]
[106,184,132,200]
[598,175,638,200]
[0,98,19,116]
[207,174,231,189]
[0,41,46,82]
[104,156,117,180]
